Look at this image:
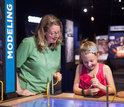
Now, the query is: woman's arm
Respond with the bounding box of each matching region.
[16,72,36,96]
[16,72,22,91]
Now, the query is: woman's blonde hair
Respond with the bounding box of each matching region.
[79,39,98,64]
[33,14,63,52]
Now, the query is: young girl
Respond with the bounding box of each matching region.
[73,39,116,96]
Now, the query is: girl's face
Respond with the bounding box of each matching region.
[82,53,98,71]
[45,25,60,46]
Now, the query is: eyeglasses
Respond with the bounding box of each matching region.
[47,31,60,36]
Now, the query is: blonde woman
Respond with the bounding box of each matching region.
[16,14,63,96]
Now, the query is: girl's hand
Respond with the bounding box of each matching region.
[16,90,36,96]
[87,86,100,96]
[54,72,62,82]
[90,78,102,89]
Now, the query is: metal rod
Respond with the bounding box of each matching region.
[106,85,109,107]
[47,77,50,107]
[48,83,50,107]
[51,74,54,95]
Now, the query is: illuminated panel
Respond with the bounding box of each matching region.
[5,0,15,93]
[109,26,124,32]
[28,16,42,23]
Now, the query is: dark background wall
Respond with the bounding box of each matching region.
[15,0,124,93]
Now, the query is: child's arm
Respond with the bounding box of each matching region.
[99,65,116,94]
[73,65,83,95]
[104,65,116,94]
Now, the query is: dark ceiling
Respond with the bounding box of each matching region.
[16,0,124,42]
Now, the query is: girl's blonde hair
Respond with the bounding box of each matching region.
[79,39,98,64]
[33,14,63,52]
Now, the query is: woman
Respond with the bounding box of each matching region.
[16,14,63,96]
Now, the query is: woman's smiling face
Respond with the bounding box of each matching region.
[45,25,60,46]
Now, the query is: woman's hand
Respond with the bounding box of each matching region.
[16,90,36,96]
[54,72,62,82]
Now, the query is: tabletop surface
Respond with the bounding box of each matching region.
[0,93,124,106]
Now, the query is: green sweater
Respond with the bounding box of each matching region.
[17,36,61,94]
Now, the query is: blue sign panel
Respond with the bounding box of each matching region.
[5,0,15,93]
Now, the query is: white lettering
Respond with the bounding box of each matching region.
[7,43,13,50]
[7,35,13,42]
[6,4,14,59]
[7,11,12,19]
[7,29,13,35]
[7,4,12,11]
[7,51,13,59]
